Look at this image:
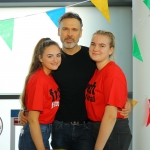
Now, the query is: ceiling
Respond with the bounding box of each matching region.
[0,0,132,7]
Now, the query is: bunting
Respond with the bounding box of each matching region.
[131,100,138,108]
[0,18,14,50]
[0,0,110,50]
[46,7,66,27]
[91,0,110,22]
[146,99,150,126]
[132,35,143,62]
[143,0,150,9]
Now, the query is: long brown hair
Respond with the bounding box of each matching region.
[20,38,61,109]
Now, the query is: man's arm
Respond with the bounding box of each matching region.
[119,99,131,118]
[18,110,28,125]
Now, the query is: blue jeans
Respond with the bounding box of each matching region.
[51,120,95,150]
[18,123,51,150]
[91,118,132,150]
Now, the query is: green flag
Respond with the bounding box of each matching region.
[143,0,150,9]
[0,18,14,50]
[132,35,143,62]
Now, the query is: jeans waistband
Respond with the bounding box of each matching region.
[23,123,51,129]
[59,120,89,125]
[92,118,129,124]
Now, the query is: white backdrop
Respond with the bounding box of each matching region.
[0,6,132,94]
[0,6,132,150]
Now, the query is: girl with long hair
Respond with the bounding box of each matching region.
[18,38,62,150]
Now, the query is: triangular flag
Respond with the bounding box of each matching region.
[143,0,150,9]
[146,99,150,126]
[46,7,66,27]
[0,18,14,50]
[146,114,150,127]
[132,35,143,62]
[131,100,138,108]
[91,0,110,22]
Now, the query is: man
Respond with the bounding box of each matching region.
[19,12,131,150]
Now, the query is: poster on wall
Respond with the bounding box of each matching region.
[10,109,22,150]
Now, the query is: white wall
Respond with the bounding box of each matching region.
[0,6,132,150]
[0,100,21,150]
[0,6,132,94]
[132,0,150,149]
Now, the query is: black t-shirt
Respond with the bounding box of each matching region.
[53,46,96,121]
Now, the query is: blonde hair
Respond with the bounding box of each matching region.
[20,38,61,109]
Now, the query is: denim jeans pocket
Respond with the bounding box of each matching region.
[52,120,63,131]
[85,122,92,130]
[105,119,132,150]
[19,124,51,150]
[23,123,30,130]
[104,132,132,150]
[117,131,132,150]
[40,124,51,134]
[18,127,36,150]
[40,124,51,150]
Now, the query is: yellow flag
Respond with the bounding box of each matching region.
[91,0,110,22]
[131,100,138,108]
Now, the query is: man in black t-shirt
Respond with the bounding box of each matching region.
[51,12,96,150]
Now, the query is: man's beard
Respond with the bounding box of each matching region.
[63,41,77,49]
[62,37,79,49]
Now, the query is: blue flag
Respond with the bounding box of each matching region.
[46,7,66,27]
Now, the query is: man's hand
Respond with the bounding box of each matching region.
[119,99,131,118]
[18,110,28,125]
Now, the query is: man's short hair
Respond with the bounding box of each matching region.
[59,12,83,28]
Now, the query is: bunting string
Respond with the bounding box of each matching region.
[0,0,90,22]
[0,0,110,50]
[134,11,150,34]
[66,0,90,7]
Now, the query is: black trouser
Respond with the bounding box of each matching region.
[91,118,132,150]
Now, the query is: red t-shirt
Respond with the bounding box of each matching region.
[85,61,127,122]
[25,69,60,124]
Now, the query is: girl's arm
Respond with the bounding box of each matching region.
[28,110,45,150]
[94,105,117,150]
